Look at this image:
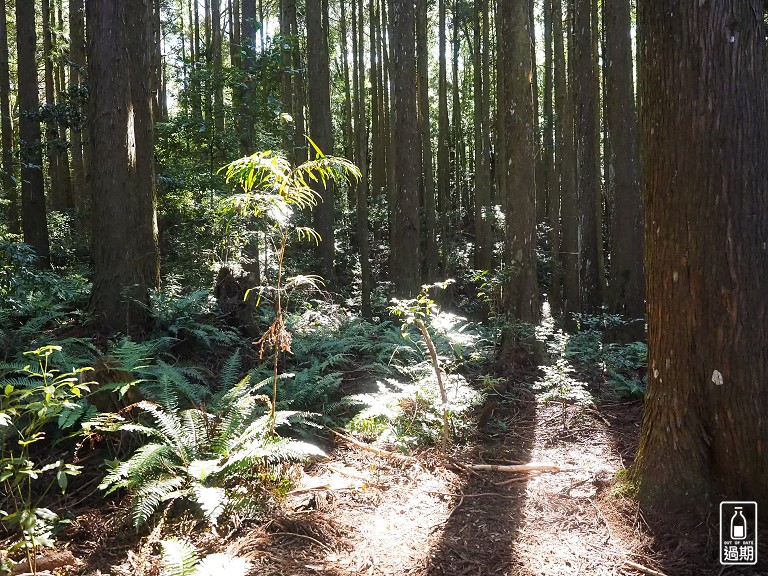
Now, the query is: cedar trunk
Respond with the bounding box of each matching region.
[604,0,644,318]
[16,0,50,266]
[0,1,17,233]
[87,0,160,331]
[499,0,537,323]
[389,0,420,297]
[631,0,768,510]
[307,0,335,282]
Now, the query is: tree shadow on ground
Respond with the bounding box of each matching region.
[425,384,537,576]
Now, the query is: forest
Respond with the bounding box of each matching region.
[0,0,766,574]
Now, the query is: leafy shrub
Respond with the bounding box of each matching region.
[0,346,90,556]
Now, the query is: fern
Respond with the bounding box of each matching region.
[160,539,252,576]
[92,384,324,528]
[160,539,199,576]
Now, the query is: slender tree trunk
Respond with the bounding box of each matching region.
[355,0,371,314]
[529,0,545,225]
[16,0,50,266]
[631,0,768,511]
[280,0,295,159]
[548,0,564,313]
[437,0,450,274]
[0,1,18,233]
[473,0,492,271]
[416,0,436,280]
[191,0,203,124]
[291,0,306,164]
[604,0,644,319]
[307,0,335,283]
[340,0,354,165]
[69,0,87,218]
[560,0,579,316]
[211,0,224,161]
[43,0,67,211]
[389,0,421,296]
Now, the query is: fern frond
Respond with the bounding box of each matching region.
[219,349,241,392]
[131,474,186,528]
[160,538,199,576]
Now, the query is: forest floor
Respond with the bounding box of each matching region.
[28,384,756,576]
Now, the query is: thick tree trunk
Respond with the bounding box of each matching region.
[604,0,644,319]
[631,0,768,511]
[16,0,50,266]
[389,0,420,296]
[0,1,18,233]
[307,0,335,283]
[87,0,159,330]
[499,0,538,323]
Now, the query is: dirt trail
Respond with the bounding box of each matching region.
[230,394,667,576]
[65,387,745,576]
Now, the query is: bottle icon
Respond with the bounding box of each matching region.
[731,507,747,540]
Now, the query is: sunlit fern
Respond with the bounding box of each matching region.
[96,373,325,528]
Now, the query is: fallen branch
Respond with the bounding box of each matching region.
[461,462,571,473]
[326,428,415,462]
[622,559,668,576]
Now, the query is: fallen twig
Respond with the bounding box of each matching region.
[461,462,571,473]
[326,428,415,462]
[622,559,668,576]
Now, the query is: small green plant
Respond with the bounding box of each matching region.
[92,372,325,529]
[222,141,360,428]
[0,346,91,563]
[389,280,455,453]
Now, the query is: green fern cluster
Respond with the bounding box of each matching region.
[94,370,325,529]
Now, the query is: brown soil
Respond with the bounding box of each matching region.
[15,392,768,576]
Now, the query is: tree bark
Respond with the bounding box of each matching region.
[472,0,492,271]
[631,0,768,511]
[16,0,50,266]
[389,0,421,296]
[573,0,600,313]
[604,0,644,319]
[547,0,564,313]
[69,0,87,217]
[499,0,538,323]
[87,0,160,330]
[0,0,18,233]
[437,0,450,274]
[307,0,335,283]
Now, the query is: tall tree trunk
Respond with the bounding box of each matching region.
[43,0,68,211]
[631,0,768,511]
[355,0,371,314]
[473,0,492,271]
[548,0,565,313]
[340,0,354,166]
[0,1,18,233]
[280,0,295,160]
[560,0,579,316]
[211,0,224,161]
[69,0,87,217]
[573,0,600,313]
[499,0,538,323]
[291,0,306,164]
[191,0,203,124]
[437,0,450,274]
[87,0,160,330]
[307,0,335,283]
[529,0,545,225]
[389,0,420,296]
[416,0,436,280]
[543,0,556,304]
[604,0,644,319]
[16,0,50,266]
